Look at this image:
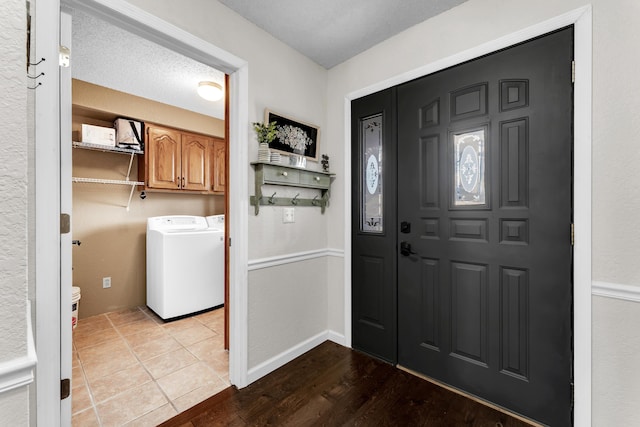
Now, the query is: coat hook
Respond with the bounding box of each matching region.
[27,72,44,79]
[268,192,277,204]
[27,82,42,90]
[311,195,319,206]
[29,57,45,66]
[291,193,300,205]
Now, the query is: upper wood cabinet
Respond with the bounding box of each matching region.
[181,132,209,191]
[146,125,182,190]
[210,138,226,193]
[142,124,225,194]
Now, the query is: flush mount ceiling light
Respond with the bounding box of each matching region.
[197,81,223,101]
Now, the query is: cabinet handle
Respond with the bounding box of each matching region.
[314,176,320,181]
[177,176,180,188]
[281,171,288,177]
[182,177,185,187]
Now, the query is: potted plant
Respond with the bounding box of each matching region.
[252,121,278,146]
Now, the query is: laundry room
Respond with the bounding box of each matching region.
[69,5,228,319]
[71,79,225,319]
[68,9,231,424]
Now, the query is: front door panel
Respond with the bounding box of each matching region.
[351,88,397,363]
[397,28,573,425]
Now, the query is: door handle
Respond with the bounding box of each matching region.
[400,241,417,257]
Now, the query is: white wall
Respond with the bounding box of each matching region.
[0,0,31,424]
[124,0,333,369]
[326,0,640,425]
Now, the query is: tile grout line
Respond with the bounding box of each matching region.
[113,306,179,423]
[184,313,231,385]
[73,314,109,427]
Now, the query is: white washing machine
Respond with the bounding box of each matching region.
[146,215,224,320]
[206,214,225,231]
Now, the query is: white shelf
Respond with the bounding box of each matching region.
[72,141,143,155]
[72,177,143,211]
[72,177,144,186]
[72,142,145,210]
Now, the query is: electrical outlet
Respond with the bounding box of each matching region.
[283,207,295,223]
[103,277,111,289]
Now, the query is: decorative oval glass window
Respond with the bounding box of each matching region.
[453,128,486,207]
[366,154,379,194]
[360,114,383,233]
[460,145,479,192]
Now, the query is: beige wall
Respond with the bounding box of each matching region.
[72,80,225,318]
[0,0,30,423]
[326,0,640,424]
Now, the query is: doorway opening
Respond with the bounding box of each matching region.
[68,9,230,424]
[33,1,251,425]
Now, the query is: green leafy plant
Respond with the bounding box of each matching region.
[252,121,278,144]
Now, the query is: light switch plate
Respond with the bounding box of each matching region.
[283,207,295,223]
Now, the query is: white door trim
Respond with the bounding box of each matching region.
[38,0,250,423]
[343,6,592,426]
[35,0,63,424]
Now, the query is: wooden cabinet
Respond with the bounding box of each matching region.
[181,132,209,191]
[210,138,226,193]
[142,124,225,194]
[146,125,182,189]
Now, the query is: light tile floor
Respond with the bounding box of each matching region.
[71,306,229,426]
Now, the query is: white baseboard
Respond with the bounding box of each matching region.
[0,302,37,395]
[247,329,345,384]
[592,281,640,303]
[327,330,346,346]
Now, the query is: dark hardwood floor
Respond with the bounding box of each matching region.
[160,341,534,426]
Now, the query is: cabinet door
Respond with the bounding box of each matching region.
[182,132,210,191]
[210,137,226,193]
[147,125,181,189]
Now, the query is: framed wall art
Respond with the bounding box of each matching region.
[265,109,320,162]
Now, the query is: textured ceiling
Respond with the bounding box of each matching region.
[72,9,226,119]
[72,1,468,120]
[218,0,469,69]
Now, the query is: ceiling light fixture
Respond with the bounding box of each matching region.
[197,81,223,102]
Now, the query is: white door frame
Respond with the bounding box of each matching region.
[342,6,592,426]
[37,0,250,423]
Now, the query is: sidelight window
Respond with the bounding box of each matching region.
[360,114,384,233]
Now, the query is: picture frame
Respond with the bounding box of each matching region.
[265,109,320,162]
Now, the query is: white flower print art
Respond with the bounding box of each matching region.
[276,125,313,153]
[264,110,320,161]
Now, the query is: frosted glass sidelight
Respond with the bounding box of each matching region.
[361,114,383,233]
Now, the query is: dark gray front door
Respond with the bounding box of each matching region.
[396,27,573,425]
